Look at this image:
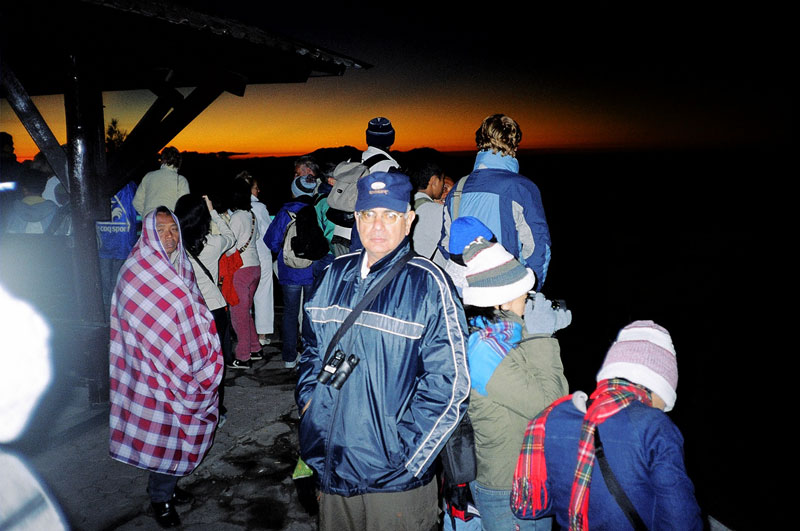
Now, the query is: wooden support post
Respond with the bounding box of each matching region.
[63,53,107,326]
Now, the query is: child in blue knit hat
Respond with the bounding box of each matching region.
[450,217,570,531]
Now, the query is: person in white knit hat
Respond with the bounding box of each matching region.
[455,229,569,531]
[510,320,702,531]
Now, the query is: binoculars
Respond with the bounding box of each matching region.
[317,350,360,390]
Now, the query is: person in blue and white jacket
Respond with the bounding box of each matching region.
[296,171,470,531]
[439,114,552,291]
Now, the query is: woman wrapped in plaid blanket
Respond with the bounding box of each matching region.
[109,207,223,527]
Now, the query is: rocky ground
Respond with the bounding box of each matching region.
[21,344,318,530]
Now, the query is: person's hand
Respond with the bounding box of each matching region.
[524,292,572,335]
[203,195,214,213]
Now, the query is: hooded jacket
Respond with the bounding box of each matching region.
[296,239,470,495]
[468,310,568,489]
[439,165,551,289]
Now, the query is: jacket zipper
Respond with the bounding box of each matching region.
[321,274,369,492]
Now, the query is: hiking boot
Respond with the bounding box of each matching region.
[171,486,194,505]
[151,501,180,528]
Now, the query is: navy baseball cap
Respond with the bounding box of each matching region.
[355,171,412,213]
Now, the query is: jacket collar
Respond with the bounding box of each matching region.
[360,237,412,276]
[473,149,519,173]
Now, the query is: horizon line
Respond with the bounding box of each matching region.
[12,139,760,162]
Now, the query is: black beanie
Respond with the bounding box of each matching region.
[366,117,395,149]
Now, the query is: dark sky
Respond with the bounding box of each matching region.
[2,1,792,156]
[200,1,793,148]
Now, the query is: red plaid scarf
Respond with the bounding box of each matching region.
[511,378,652,530]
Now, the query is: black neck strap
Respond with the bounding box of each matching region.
[322,251,414,366]
[594,428,649,530]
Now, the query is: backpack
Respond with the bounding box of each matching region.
[326,153,392,212]
[282,205,330,268]
[326,160,370,212]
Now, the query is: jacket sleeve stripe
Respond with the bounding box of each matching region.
[404,259,470,476]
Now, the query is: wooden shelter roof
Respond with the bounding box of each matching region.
[1,0,371,97]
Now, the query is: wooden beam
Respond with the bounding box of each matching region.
[105,85,185,194]
[1,58,70,192]
[104,80,226,194]
[123,84,184,148]
[151,82,226,151]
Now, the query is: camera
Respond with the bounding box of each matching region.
[527,290,568,311]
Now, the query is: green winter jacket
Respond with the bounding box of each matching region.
[468,310,568,489]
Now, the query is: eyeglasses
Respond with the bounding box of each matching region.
[355,210,407,225]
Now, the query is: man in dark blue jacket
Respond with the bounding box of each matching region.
[297,171,470,531]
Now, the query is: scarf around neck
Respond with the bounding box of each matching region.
[473,149,520,173]
[511,378,653,529]
[467,315,523,396]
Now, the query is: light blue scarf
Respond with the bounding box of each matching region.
[473,150,519,173]
[467,316,523,396]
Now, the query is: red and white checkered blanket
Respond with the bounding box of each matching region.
[109,209,222,476]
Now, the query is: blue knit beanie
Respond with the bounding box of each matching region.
[449,217,495,262]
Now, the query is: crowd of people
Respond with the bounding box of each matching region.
[2,114,703,530]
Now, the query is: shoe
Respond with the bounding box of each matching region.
[259,335,271,346]
[218,413,227,428]
[284,354,300,369]
[227,359,252,370]
[171,486,194,505]
[250,351,263,361]
[151,501,180,528]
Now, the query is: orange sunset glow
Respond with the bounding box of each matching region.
[1,63,767,163]
[1,0,788,165]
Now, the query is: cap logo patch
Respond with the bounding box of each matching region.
[371,181,387,190]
